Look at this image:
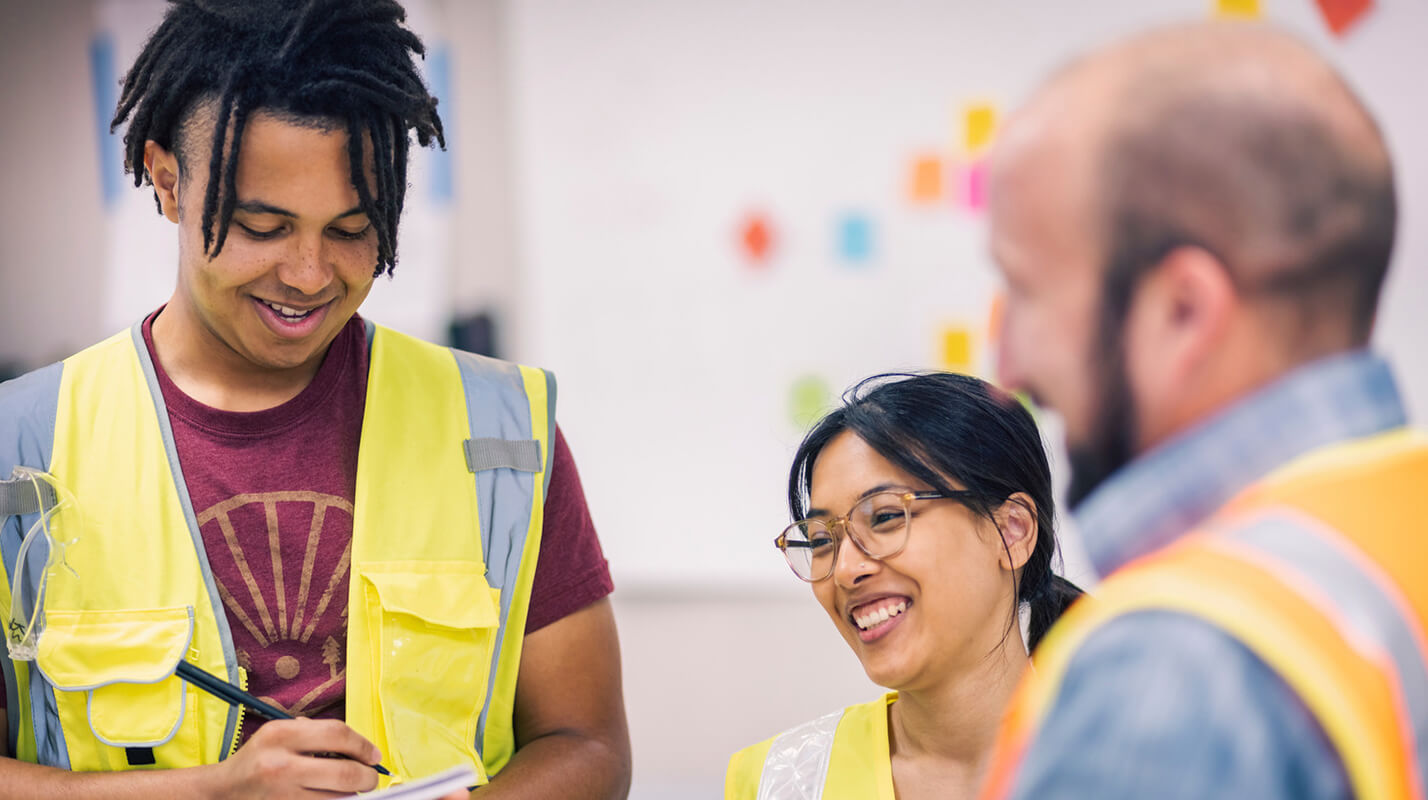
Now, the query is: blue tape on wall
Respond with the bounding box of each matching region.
[89,33,123,209]
[427,44,453,205]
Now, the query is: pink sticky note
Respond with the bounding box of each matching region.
[964,161,988,212]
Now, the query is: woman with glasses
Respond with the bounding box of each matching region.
[726,372,1083,800]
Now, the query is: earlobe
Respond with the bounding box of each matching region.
[143,141,182,223]
[995,494,1039,571]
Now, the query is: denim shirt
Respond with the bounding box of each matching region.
[1009,351,1408,799]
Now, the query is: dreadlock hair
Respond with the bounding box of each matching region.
[112,0,445,277]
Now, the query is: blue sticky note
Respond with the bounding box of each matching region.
[838,214,873,264]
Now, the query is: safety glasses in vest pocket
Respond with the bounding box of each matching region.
[4,466,81,662]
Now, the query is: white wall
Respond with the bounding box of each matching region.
[504,0,1428,598]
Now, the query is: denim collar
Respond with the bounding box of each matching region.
[1073,350,1407,577]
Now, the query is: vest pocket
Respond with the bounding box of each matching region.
[359,562,499,782]
[34,606,201,768]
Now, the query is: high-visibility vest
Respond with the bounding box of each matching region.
[0,321,554,787]
[981,428,1428,800]
[727,693,897,800]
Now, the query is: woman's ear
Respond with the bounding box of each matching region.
[993,493,1039,572]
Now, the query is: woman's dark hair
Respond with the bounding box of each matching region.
[111,0,445,277]
[788,372,1082,652]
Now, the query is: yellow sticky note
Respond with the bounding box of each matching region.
[1214,0,1262,19]
[964,103,998,155]
[939,325,975,373]
[908,155,943,204]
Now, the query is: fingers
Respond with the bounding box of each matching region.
[232,718,384,797]
[265,718,383,765]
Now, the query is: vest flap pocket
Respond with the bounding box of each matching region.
[36,607,193,690]
[362,562,498,629]
[359,561,499,781]
[35,606,193,750]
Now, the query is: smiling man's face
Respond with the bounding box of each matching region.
[151,109,379,378]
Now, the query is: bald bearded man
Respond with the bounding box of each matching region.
[979,23,1424,800]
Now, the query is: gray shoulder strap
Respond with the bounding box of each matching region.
[0,477,58,517]
[443,346,556,758]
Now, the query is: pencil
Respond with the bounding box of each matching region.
[175,660,392,776]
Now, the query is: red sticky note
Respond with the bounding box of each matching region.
[740,213,773,264]
[908,155,944,204]
[1315,0,1373,36]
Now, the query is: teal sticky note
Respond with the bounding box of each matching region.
[838,213,873,264]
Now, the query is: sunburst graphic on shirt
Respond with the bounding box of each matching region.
[197,491,352,716]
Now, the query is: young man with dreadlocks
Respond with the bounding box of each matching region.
[0,1,630,797]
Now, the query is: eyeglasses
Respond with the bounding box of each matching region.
[773,489,979,582]
[5,467,79,662]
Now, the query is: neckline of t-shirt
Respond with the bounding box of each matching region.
[140,306,366,439]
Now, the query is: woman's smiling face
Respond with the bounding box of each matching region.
[807,431,1022,692]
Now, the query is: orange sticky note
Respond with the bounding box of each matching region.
[1214,0,1262,18]
[940,325,975,373]
[1315,0,1374,36]
[908,155,944,204]
[739,213,773,264]
[988,293,1005,347]
[964,104,998,155]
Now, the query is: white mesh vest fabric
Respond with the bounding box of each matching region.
[756,708,846,800]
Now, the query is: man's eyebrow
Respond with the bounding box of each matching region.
[234,201,366,220]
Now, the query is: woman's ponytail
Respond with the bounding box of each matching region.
[1026,574,1083,652]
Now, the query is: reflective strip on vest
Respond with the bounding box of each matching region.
[1219,510,1428,795]
[1,360,71,767]
[755,707,845,800]
[448,348,556,776]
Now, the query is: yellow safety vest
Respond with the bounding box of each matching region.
[727,693,897,800]
[981,429,1428,800]
[0,321,554,787]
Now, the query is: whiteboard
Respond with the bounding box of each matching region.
[504,0,1428,588]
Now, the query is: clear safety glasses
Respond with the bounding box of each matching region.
[5,467,79,662]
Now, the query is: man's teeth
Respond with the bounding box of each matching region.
[853,601,908,631]
[263,300,313,320]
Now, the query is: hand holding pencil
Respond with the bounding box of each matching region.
[176,661,394,797]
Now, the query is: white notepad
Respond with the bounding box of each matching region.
[342,764,479,799]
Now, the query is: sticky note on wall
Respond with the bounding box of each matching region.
[789,375,834,430]
[908,155,944,204]
[964,161,988,212]
[1214,0,1262,19]
[1315,0,1374,36]
[964,103,998,155]
[837,213,874,263]
[739,213,774,264]
[939,325,975,373]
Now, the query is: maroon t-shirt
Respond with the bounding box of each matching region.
[59,310,614,738]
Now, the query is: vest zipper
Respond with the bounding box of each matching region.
[227,666,249,758]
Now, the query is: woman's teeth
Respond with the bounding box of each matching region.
[854,600,908,631]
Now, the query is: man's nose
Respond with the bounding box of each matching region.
[279,235,333,296]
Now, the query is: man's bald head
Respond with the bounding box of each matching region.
[1003,22,1396,351]
[989,22,1397,504]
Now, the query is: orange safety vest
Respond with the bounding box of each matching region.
[981,428,1428,800]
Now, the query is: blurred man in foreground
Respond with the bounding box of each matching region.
[981,22,1425,799]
